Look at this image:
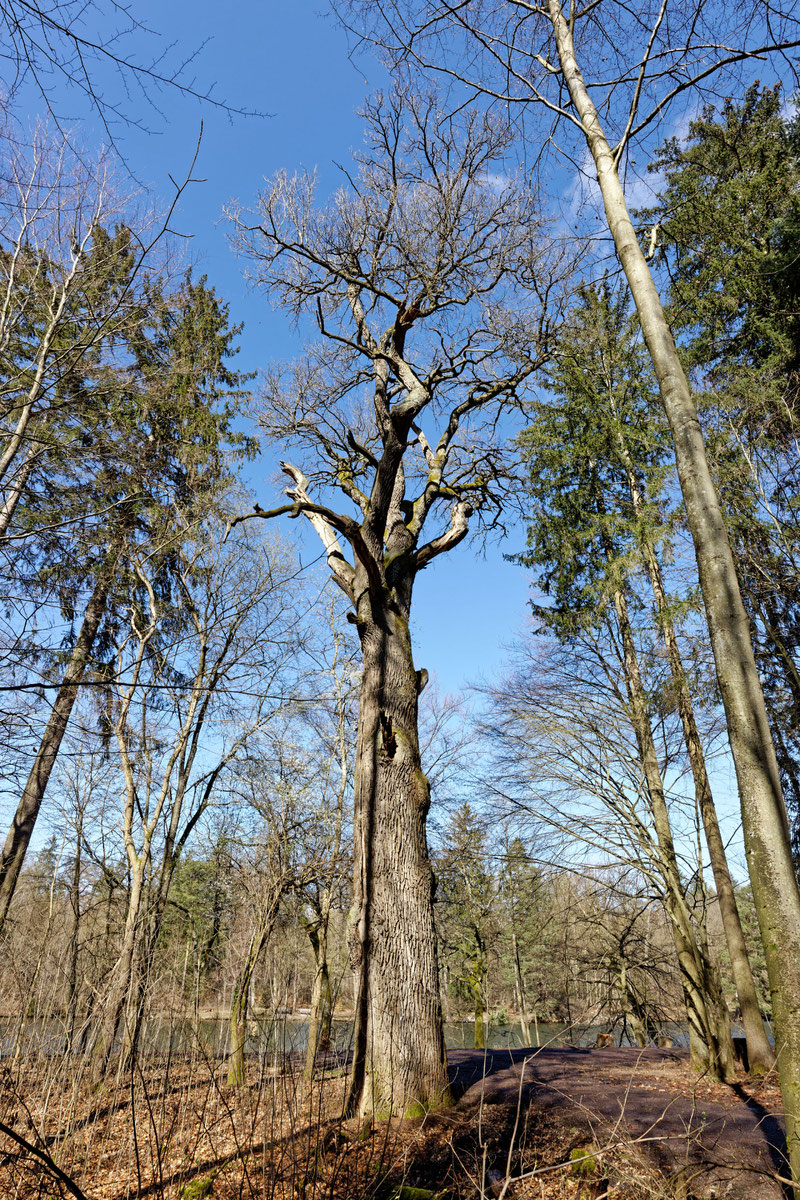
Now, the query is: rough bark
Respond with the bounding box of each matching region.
[347,588,450,1117]
[0,567,112,931]
[231,100,552,1119]
[547,0,800,1166]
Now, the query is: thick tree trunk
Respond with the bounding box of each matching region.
[0,570,111,931]
[613,586,736,1081]
[620,454,775,1072]
[346,597,450,1118]
[547,0,800,1166]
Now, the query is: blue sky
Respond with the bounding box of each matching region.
[5,0,759,872]
[45,0,536,696]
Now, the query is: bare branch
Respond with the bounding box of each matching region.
[416,498,474,569]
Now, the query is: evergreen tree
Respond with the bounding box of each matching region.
[513,283,748,1079]
[0,244,254,928]
[498,834,549,1044]
[435,803,497,1050]
[640,88,800,852]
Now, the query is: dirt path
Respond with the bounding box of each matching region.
[445,1045,788,1198]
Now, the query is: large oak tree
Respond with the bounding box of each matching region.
[229,90,559,1116]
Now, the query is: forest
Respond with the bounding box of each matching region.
[1,1,800,1198]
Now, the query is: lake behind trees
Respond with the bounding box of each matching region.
[0,1014,705,1058]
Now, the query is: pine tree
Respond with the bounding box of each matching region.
[0,247,253,929]
[639,87,800,855]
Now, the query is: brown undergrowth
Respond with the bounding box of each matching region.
[0,1049,788,1200]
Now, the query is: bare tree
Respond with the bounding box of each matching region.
[0,0,252,146]
[291,606,356,1082]
[89,518,305,1083]
[572,871,676,1048]
[227,89,561,1117]
[481,629,736,1076]
[224,769,309,1089]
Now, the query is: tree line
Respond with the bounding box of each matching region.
[2,0,800,1189]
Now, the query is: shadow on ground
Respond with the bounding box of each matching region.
[443,1046,789,1199]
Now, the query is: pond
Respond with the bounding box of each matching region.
[0,1013,702,1058]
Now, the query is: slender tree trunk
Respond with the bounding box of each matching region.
[81,878,117,1054]
[754,598,800,856]
[619,451,775,1072]
[562,893,574,1035]
[472,984,484,1051]
[90,860,146,1086]
[547,0,800,1168]
[192,932,202,1041]
[646,555,773,1069]
[346,593,450,1118]
[441,961,451,1023]
[123,905,156,1068]
[472,969,485,1050]
[228,890,285,1087]
[511,930,532,1045]
[613,586,736,1081]
[228,935,259,1088]
[471,931,487,1050]
[303,914,333,1082]
[123,835,189,1066]
[616,958,648,1047]
[65,810,83,1052]
[0,569,112,931]
[0,439,37,539]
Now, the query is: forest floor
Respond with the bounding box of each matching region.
[0,1045,789,1199]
